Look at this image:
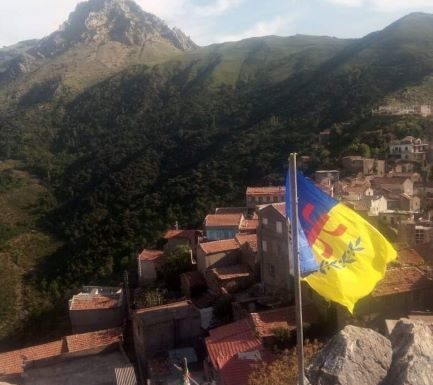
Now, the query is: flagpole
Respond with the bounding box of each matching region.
[289,153,305,385]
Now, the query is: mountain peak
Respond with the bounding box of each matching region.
[30,0,197,58]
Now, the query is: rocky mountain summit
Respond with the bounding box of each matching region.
[307,320,433,385]
[31,0,197,58]
[0,0,196,83]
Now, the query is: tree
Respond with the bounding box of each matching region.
[157,245,192,291]
[248,340,323,385]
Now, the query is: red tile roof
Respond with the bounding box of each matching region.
[240,218,259,232]
[248,304,319,338]
[205,214,243,228]
[219,349,274,385]
[199,239,240,255]
[393,248,425,267]
[206,320,261,369]
[235,233,257,253]
[273,203,287,217]
[163,229,198,241]
[246,187,285,196]
[70,294,120,310]
[0,340,66,377]
[0,328,122,378]
[213,265,252,281]
[66,328,122,353]
[138,249,164,262]
[372,267,433,297]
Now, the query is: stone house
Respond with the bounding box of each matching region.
[399,221,433,246]
[314,170,340,184]
[389,136,428,164]
[379,210,415,227]
[371,177,414,196]
[245,186,285,209]
[235,233,259,277]
[257,203,293,299]
[137,249,165,284]
[197,239,241,272]
[204,213,244,241]
[369,196,388,216]
[69,286,125,333]
[399,194,421,212]
[133,301,202,372]
[341,156,385,177]
[204,265,254,295]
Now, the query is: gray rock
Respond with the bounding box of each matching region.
[306,325,392,385]
[384,319,433,385]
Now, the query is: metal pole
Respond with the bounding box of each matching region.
[289,153,305,385]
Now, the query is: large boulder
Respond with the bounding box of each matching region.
[384,319,433,385]
[306,325,392,385]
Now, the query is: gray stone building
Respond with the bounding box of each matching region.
[132,301,203,374]
[257,203,293,300]
[69,286,125,333]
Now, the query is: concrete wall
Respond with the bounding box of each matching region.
[196,248,240,272]
[133,302,203,372]
[138,259,158,284]
[70,306,124,334]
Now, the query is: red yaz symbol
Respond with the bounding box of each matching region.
[302,203,347,259]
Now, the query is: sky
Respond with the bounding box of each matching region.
[2,0,433,47]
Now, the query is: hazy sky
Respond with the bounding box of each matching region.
[2,0,433,47]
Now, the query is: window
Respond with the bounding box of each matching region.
[262,217,268,226]
[262,240,268,252]
[276,221,283,234]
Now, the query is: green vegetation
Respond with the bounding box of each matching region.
[3,10,433,349]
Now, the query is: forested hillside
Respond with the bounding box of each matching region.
[2,1,433,349]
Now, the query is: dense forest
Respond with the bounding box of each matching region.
[2,1,433,349]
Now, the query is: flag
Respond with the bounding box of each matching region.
[286,171,397,313]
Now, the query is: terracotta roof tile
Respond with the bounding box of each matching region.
[163,229,198,241]
[70,294,120,310]
[249,304,319,338]
[206,320,261,369]
[235,233,257,253]
[0,327,122,377]
[219,350,275,385]
[0,340,66,377]
[246,187,285,196]
[205,214,243,228]
[199,239,240,255]
[239,218,259,232]
[372,267,433,297]
[66,328,122,353]
[213,265,252,281]
[392,248,425,267]
[138,249,164,262]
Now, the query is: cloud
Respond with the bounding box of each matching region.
[326,0,363,6]
[325,0,433,11]
[192,0,245,16]
[221,16,291,42]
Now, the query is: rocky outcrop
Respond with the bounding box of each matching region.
[383,319,433,385]
[306,325,392,385]
[28,0,197,58]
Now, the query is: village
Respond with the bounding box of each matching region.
[1,134,433,385]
